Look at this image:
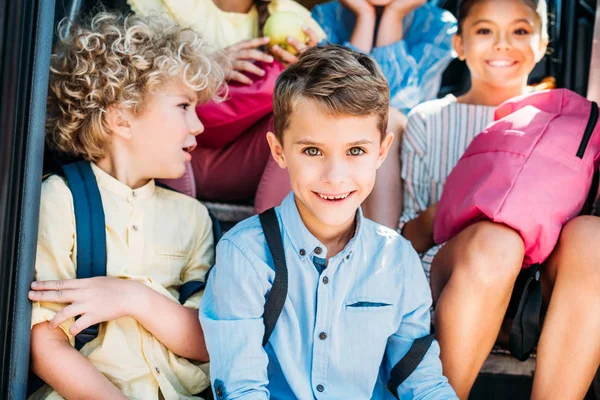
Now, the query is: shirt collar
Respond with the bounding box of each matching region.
[90,163,155,201]
[278,192,364,261]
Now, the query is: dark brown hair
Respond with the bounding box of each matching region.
[273,44,389,143]
[254,0,270,36]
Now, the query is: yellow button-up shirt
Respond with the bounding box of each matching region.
[127,0,326,49]
[30,163,214,400]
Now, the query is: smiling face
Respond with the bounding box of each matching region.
[267,99,393,236]
[454,0,547,90]
[125,79,203,180]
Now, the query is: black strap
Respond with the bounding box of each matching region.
[60,161,107,350]
[508,264,542,361]
[387,333,435,398]
[258,208,288,346]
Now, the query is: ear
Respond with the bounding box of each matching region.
[105,106,133,140]
[376,132,394,169]
[266,131,287,169]
[453,34,465,61]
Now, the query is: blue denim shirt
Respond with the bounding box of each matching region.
[312,1,457,114]
[199,193,456,399]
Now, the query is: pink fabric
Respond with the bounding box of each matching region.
[195,61,285,149]
[434,89,600,266]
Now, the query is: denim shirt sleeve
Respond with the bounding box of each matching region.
[371,6,457,112]
[384,245,457,399]
[199,238,270,400]
[311,3,342,44]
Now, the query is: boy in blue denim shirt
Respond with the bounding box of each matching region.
[309,0,457,228]
[199,45,456,399]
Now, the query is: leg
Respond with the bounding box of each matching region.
[532,216,600,400]
[431,221,524,399]
[361,107,406,228]
[192,114,274,202]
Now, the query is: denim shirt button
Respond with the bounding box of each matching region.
[314,246,322,255]
[299,249,306,256]
[319,332,327,340]
[317,384,325,392]
[322,276,329,284]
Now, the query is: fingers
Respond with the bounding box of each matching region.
[228,71,253,85]
[285,36,305,54]
[235,49,274,63]
[226,36,270,52]
[232,60,266,77]
[68,314,97,337]
[271,45,298,65]
[28,287,83,303]
[50,303,88,329]
[31,279,80,291]
[303,26,320,47]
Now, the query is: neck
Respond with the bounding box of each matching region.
[458,77,529,107]
[96,151,150,190]
[295,197,356,260]
[212,0,254,13]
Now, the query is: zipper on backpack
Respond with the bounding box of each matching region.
[577,101,599,158]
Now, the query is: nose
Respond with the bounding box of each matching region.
[322,156,346,186]
[494,33,512,52]
[189,108,205,137]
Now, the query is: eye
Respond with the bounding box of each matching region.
[348,147,365,156]
[178,103,190,110]
[476,28,492,35]
[303,147,322,156]
[514,28,530,36]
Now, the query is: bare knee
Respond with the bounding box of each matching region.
[548,216,600,284]
[455,222,524,290]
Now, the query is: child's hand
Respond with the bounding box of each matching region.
[340,0,375,17]
[270,26,320,66]
[28,277,144,337]
[224,37,275,85]
[386,0,427,16]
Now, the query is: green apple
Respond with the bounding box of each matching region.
[263,11,307,55]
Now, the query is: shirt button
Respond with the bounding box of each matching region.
[132,191,137,197]
[216,388,223,397]
[319,332,327,340]
[346,254,350,260]
[314,246,322,255]
[316,384,325,392]
[132,225,139,231]
[299,249,306,256]
[322,276,329,284]
[154,366,160,374]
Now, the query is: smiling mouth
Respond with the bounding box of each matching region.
[314,191,355,201]
[486,60,518,68]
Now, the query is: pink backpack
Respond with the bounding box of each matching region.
[434,89,600,266]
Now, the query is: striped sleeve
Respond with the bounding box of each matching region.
[400,109,430,228]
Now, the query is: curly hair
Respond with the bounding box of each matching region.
[47,11,226,162]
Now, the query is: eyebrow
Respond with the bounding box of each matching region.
[472,18,533,25]
[293,139,374,146]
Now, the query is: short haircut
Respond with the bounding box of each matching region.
[273,44,389,143]
[46,11,225,162]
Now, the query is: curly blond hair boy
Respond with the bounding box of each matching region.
[28,11,224,400]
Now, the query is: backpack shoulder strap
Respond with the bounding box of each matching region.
[59,161,107,350]
[387,333,435,398]
[259,207,288,346]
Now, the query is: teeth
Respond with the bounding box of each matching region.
[318,192,350,200]
[489,60,514,67]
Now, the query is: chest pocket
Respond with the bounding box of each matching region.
[150,245,188,283]
[344,297,394,314]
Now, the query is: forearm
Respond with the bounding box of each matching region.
[30,323,126,400]
[349,12,376,53]
[129,283,208,361]
[376,8,405,48]
[402,214,435,253]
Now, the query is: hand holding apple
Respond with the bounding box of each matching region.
[264,11,308,55]
[269,25,320,66]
